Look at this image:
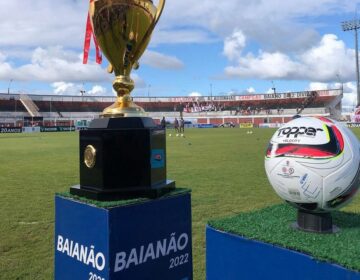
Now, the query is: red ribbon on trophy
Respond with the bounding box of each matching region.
[83,0,102,64]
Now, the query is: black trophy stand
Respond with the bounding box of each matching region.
[70,117,175,201]
[292,209,339,233]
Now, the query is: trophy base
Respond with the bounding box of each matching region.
[101,95,147,118]
[70,180,175,201]
[75,117,173,201]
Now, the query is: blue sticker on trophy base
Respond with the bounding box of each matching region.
[55,193,193,280]
[151,149,165,169]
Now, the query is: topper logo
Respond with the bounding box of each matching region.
[277,126,324,138]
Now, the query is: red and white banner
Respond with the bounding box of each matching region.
[83,0,102,64]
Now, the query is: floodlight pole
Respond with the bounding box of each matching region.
[271,80,276,94]
[342,19,360,106]
[7,79,13,94]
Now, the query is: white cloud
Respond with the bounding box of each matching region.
[306,81,356,110]
[141,50,184,70]
[131,73,146,89]
[51,82,113,96]
[158,0,358,51]
[88,85,107,96]
[0,48,160,93]
[299,34,355,81]
[0,1,86,48]
[189,92,202,97]
[51,82,82,96]
[225,50,299,79]
[224,33,356,82]
[2,0,357,52]
[0,46,110,83]
[246,87,256,94]
[308,82,329,91]
[341,82,357,109]
[0,51,7,63]
[223,30,246,62]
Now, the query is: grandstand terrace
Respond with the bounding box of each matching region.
[0,89,343,127]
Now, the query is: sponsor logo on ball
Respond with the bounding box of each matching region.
[277,126,324,138]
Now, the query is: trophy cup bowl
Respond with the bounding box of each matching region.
[90,0,165,117]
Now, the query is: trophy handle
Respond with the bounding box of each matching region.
[107,64,114,74]
[154,0,166,26]
[131,0,166,63]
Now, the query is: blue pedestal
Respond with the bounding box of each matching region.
[55,193,193,280]
[206,225,360,280]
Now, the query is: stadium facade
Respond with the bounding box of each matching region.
[0,89,343,128]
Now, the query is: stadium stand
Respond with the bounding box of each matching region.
[0,89,343,128]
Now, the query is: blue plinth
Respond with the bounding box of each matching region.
[55,193,193,280]
[206,225,360,280]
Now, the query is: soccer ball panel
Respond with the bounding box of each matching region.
[323,160,357,202]
[266,158,323,204]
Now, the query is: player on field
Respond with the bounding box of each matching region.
[174,118,179,133]
[179,117,185,133]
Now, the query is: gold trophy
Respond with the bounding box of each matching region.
[89,0,165,117]
[71,0,174,201]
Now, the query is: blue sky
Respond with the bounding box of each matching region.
[0,0,360,108]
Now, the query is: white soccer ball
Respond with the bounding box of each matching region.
[265,117,360,212]
[169,134,172,137]
[176,134,179,137]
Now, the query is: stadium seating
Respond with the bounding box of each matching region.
[0,89,342,127]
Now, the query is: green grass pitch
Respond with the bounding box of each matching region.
[1,128,360,279]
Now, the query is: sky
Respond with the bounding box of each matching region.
[0,0,360,109]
